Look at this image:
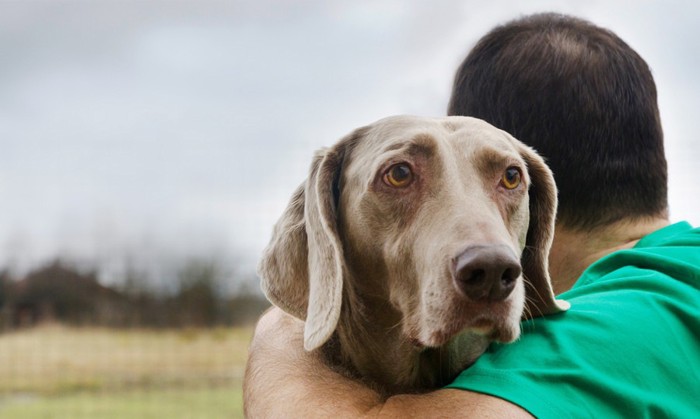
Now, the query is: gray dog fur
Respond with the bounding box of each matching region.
[258,115,567,394]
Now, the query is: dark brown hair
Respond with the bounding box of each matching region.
[448,13,668,230]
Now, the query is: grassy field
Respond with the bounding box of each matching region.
[0,324,253,418]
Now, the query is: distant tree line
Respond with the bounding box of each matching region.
[0,260,269,331]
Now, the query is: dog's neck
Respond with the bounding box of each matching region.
[330,277,486,394]
[331,290,413,393]
[548,216,670,294]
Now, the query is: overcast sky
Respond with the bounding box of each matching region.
[1,0,698,289]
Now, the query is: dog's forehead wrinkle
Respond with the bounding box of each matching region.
[353,116,517,171]
[377,137,438,164]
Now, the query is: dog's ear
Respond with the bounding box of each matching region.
[515,142,570,318]
[257,184,310,321]
[258,130,361,351]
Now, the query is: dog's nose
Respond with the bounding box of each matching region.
[452,245,521,302]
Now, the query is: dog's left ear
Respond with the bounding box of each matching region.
[515,142,570,318]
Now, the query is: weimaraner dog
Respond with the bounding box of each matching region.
[258,115,568,394]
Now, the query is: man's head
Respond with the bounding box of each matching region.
[448,13,668,231]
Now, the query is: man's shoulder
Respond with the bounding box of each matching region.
[447,223,700,418]
[575,221,700,292]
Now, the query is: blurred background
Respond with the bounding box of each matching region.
[1,0,698,417]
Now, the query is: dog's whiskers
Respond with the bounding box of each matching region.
[387,319,403,333]
[521,274,547,318]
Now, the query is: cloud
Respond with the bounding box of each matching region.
[1,1,698,286]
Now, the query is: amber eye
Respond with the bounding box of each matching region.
[384,163,413,188]
[501,167,522,189]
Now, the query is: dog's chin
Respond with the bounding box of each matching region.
[414,323,518,349]
[470,319,521,343]
[413,309,521,349]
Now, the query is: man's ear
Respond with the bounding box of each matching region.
[257,129,363,350]
[515,142,570,318]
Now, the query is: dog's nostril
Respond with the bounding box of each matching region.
[502,268,518,284]
[497,268,518,297]
[453,245,521,302]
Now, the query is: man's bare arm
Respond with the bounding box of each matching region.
[243,308,532,418]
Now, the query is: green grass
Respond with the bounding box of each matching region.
[0,386,242,419]
[0,325,253,418]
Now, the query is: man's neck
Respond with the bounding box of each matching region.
[548,216,670,295]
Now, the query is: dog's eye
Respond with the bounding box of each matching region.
[384,163,413,188]
[501,167,521,190]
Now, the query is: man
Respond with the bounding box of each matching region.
[244,13,700,417]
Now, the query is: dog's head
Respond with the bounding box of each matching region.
[258,116,568,352]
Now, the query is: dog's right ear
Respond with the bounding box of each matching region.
[257,183,310,321]
[257,129,364,351]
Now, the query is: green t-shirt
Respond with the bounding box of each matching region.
[447,221,700,418]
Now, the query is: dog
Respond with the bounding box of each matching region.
[257,115,568,394]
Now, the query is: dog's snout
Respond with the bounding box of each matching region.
[452,245,521,302]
